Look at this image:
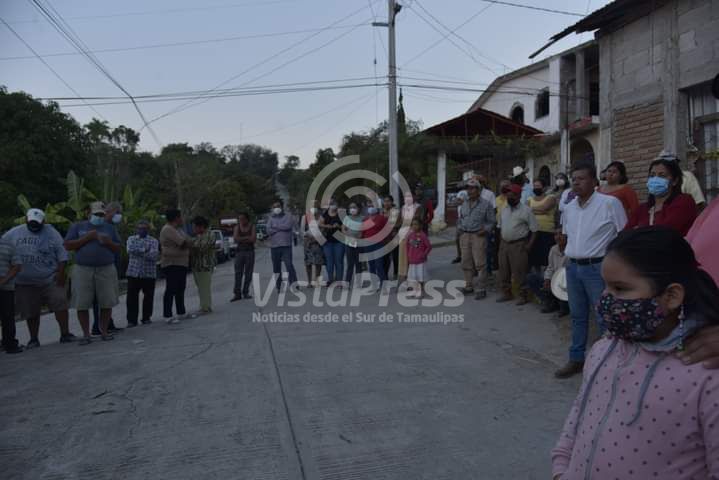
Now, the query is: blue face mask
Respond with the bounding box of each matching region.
[647,176,670,197]
[90,215,104,226]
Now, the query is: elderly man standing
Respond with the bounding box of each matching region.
[2,209,76,348]
[496,184,538,305]
[125,220,158,327]
[554,163,627,379]
[458,179,496,300]
[64,202,122,343]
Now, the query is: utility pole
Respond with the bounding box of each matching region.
[374,1,401,206]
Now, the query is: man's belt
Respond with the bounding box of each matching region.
[569,257,604,265]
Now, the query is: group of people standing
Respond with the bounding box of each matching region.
[0,203,220,352]
[455,153,707,379]
[263,183,435,296]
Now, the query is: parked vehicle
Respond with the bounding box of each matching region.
[211,229,231,263]
[255,220,268,242]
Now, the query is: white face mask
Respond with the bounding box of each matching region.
[556,178,566,188]
[112,213,122,224]
[349,208,358,215]
[272,207,282,215]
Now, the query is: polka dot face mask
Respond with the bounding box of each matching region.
[596,293,667,341]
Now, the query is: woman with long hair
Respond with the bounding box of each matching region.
[625,158,697,235]
[598,161,639,219]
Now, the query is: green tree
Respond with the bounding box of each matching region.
[0,87,90,229]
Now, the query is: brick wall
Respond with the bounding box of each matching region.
[612,101,664,200]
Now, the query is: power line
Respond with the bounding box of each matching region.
[0,24,370,61]
[406,4,497,75]
[401,2,493,68]
[142,1,379,130]
[477,1,584,17]
[54,83,387,108]
[412,0,506,73]
[8,0,300,24]
[29,0,162,146]
[40,77,381,101]
[0,15,107,120]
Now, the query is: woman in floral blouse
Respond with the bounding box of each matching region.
[190,216,216,314]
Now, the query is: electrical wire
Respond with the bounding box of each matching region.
[477,1,584,17]
[8,0,300,24]
[29,0,162,146]
[141,1,379,130]
[0,15,107,120]
[53,83,387,108]
[0,24,370,61]
[401,2,493,68]
[412,0,506,73]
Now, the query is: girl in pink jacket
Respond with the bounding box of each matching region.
[552,226,719,480]
[406,219,432,298]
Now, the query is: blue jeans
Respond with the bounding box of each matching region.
[364,243,387,285]
[566,261,606,362]
[271,246,298,289]
[322,242,345,283]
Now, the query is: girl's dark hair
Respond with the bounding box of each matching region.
[411,218,423,227]
[606,226,719,323]
[238,212,250,221]
[647,159,683,207]
[554,172,569,193]
[192,216,209,228]
[606,161,628,184]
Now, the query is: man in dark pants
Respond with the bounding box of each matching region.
[0,236,22,353]
[267,200,298,291]
[231,212,256,301]
[125,220,159,326]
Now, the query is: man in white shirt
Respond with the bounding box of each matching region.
[555,163,627,379]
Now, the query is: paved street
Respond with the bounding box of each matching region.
[1,244,580,480]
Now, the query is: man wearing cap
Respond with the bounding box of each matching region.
[555,162,627,379]
[1,208,75,348]
[457,179,496,300]
[496,184,538,305]
[125,220,159,327]
[64,202,122,343]
[477,175,497,274]
[511,166,533,204]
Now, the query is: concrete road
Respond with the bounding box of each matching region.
[0,245,580,480]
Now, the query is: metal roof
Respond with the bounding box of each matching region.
[529,0,668,59]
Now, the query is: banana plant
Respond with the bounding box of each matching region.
[14,194,72,226]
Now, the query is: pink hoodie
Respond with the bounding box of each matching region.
[406,230,431,265]
[552,337,719,479]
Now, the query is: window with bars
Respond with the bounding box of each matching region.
[688,82,719,202]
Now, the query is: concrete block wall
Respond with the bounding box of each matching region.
[598,0,718,192]
[612,102,665,200]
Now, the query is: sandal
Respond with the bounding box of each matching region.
[101,334,114,341]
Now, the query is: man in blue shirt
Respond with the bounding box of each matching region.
[64,202,121,343]
[2,208,75,348]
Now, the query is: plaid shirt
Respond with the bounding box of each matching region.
[125,234,159,279]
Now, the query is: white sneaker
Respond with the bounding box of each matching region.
[179,313,197,320]
[166,317,180,324]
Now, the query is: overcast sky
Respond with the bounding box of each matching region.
[0,0,611,167]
